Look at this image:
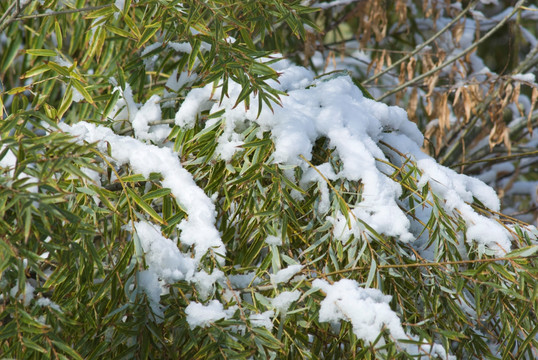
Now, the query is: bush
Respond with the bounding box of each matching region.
[0,1,537,359]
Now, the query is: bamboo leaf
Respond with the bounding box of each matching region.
[126,187,165,224]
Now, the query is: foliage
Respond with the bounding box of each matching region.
[0,1,537,359]
[302,0,538,224]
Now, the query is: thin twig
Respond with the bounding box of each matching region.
[376,0,525,102]
[2,4,109,29]
[450,150,538,168]
[324,254,538,275]
[0,2,16,27]
[0,0,31,33]
[364,0,479,85]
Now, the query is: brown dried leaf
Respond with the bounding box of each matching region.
[489,120,508,151]
[303,31,317,67]
[399,62,406,86]
[436,93,450,132]
[407,57,416,82]
[512,83,522,116]
[396,0,408,25]
[385,51,392,68]
[426,73,439,97]
[528,87,538,135]
[407,88,419,122]
[375,50,386,76]
[452,21,464,45]
[425,96,434,117]
[462,88,472,122]
[503,127,512,155]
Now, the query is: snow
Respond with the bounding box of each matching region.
[59,122,226,263]
[131,94,170,142]
[271,290,301,313]
[114,0,125,12]
[313,279,455,359]
[312,0,359,9]
[185,300,228,329]
[0,143,17,176]
[10,281,34,306]
[250,310,274,330]
[270,264,303,285]
[36,297,62,312]
[173,60,511,254]
[134,222,196,283]
[265,235,282,246]
[56,50,520,352]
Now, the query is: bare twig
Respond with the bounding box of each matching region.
[450,150,538,168]
[0,0,30,33]
[0,4,110,32]
[325,254,538,275]
[376,0,526,102]
[364,0,479,85]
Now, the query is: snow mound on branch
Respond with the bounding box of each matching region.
[174,60,511,255]
[314,279,455,359]
[59,121,225,262]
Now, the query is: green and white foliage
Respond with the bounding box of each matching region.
[0,1,537,359]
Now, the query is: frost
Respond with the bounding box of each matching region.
[271,290,301,313]
[138,270,164,317]
[167,42,192,53]
[185,300,228,329]
[270,264,303,285]
[314,279,455,359]
[165,69,197,92]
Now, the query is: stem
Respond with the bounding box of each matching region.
[1,4,110,31]
[450,150,538,168]
[0,0,30,33]
[364,0,479,85]
[325,254,538,275]
[376,0,526,102]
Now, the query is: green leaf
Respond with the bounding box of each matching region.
[20,64,50,79]
[26,49,57,57]
[55,20,63,49]
[70,79,94,104]
[126,187,165,224]
[52,340,84,360]
[138,26,160,48]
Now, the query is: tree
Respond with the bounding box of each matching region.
[0,0,536,358]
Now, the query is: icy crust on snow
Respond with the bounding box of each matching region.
[59,121,225,262]
[174,60,511,255]
[314,279,455,359]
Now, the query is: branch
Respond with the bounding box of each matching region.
[364,0,479,85]
[376,0,526,102]
[0,0,30,33]
[0,4,110,32]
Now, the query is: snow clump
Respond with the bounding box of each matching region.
[174,59,512,255]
